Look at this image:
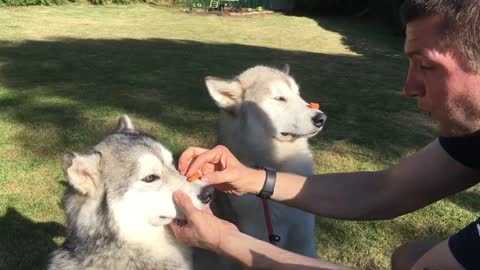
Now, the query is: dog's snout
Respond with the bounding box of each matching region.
[312,112,327,128]
[198,186,214,204]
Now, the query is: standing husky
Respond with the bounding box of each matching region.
[205,65,326,258]
[48,115,214,270]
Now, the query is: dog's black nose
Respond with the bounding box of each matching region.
[312,112,327,128]
[198,186,214,204]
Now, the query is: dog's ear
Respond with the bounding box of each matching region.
[282,64,290,75]
[63,152,102,196]
[116,115,135,133]
[205,76,243,110]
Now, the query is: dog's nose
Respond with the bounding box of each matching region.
[312,112,327,128]
[198,186,214,204]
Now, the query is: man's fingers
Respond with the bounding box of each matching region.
[186,145,233,177]
[202,205,214,215]
[178,147,209,175]
[173,191,198,216]
[185,146,225,177]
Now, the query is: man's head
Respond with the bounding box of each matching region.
[400,0,480,136]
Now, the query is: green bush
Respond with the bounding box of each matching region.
[0,0,182,6]
[294,0,368,15]
[0,0,70,6]
[87,0,129,5]
[368,0,405,33]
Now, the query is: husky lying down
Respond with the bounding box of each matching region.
[206,65,326,258]
[48,115,214,270]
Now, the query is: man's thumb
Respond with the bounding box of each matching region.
[173,191,196,216]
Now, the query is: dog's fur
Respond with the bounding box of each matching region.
[205,65,326,257]
[48,115,213,270]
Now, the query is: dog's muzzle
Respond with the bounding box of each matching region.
[198,186,215,204]
[312,112,327,128]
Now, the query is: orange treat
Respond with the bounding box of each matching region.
[308,102,320,109]
[187,171,202,182]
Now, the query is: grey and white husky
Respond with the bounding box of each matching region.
[206,65,326,258]
[48,115,214,270]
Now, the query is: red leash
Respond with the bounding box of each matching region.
[261,198,281,245]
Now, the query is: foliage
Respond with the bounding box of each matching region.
[0,0,183,6]
[294,0,369,15]
[368,0,406,33]
[0,0,70,6]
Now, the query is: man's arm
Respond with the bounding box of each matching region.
[269,139,479,220]
[411,240,464,270]
[218,229,354,270]
[170,190,354,270]
[179,141,479,220]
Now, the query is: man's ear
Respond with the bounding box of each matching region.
[63,152,102,196]
[205,76,243,110]
[116,115,135,133]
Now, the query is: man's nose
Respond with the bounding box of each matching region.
[403,70,425,97]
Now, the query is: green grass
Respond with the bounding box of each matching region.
[0,4,478,270]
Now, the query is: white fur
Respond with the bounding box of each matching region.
[111,152,209,256]
[112,152,206,227]
[206,65,325,258]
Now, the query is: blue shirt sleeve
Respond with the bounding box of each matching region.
[439,135,480,170]
[448,218,480,270]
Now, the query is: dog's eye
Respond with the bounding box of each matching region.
[142,174,160,183]
[274,96,287,102]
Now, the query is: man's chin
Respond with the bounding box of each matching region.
[437,124,476,137]
[436,123,456,137]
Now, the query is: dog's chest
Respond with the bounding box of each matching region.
[88,257,191,270]
[83,245,192,270]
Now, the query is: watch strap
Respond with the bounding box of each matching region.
[257,167,276,199]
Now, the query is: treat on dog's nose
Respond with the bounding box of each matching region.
[308,102,320,109]
[187,171,202,182]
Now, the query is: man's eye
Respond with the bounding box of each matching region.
[274,96,287,102]
[142,174,160,183]
[420,63,434,70]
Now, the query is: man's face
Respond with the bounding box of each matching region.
[404,16,480,136]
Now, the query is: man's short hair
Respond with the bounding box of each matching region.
[400,0,480,72]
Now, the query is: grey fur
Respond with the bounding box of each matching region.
[48,115,212,270]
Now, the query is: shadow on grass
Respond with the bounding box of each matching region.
[0,208,64,270]
[315,213,460,269]
[284,11,405,58]
[448,191,480,213]
[0,37,434,164]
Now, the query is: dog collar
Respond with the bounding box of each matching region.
[257,167,276,199]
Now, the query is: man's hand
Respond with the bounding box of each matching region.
[170,192,355,270]
[178,145,264,195]
[169,191,239,252]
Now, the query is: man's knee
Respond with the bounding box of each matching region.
[391,240,441,270]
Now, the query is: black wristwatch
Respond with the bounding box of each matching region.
[257,167,276,199]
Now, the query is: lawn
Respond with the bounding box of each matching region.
[0,4,478,270]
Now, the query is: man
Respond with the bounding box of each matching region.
[170,0,480,269]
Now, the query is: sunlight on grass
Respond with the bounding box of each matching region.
[0,5,355,55]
